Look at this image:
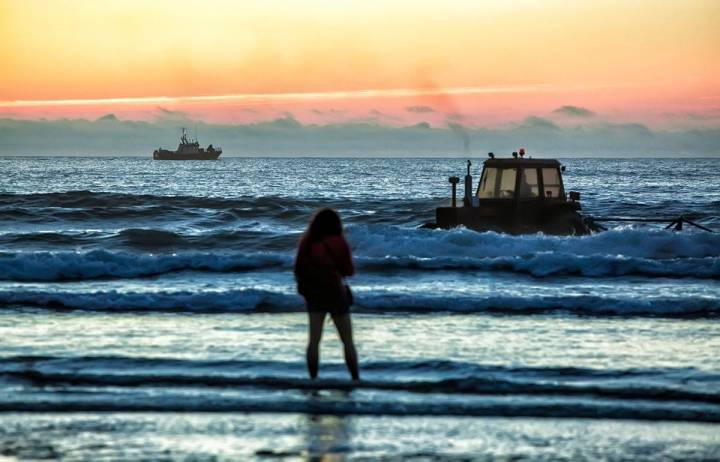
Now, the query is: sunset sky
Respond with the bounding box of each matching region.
[1,0,719,129]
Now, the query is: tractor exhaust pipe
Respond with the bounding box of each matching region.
[449,176,459,207]
[464,160,473,207]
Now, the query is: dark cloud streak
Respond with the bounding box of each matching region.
[405,105,435,113]
[552,105,596,118]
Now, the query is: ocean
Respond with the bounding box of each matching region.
[1,156,719,460]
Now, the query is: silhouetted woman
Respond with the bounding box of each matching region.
[294,208,359,381]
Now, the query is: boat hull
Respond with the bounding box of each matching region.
[153,150,221,160]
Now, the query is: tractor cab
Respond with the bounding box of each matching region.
[433,150,592,235]
[477,158,565,201]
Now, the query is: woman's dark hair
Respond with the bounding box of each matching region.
[307,208,343,241]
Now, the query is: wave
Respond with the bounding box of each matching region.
[356,293,720,317]
[0,288,298,313]
[0,190,280,209]
[3,398,715,422]
[351,226,720,277]
[0,229,302,252]
[0,250,290,281]
[2,288,718,317]
[114,228,302,251]
[0,230,103,246]
[0,242,720,282]
[0,191,315,226]
[359,254,720,278]
[0,190,444,210]
[0,191,444,225]
[349,225,720,260]
[2,356,718,422]
[5,359,717,404]
[117,228,187,247]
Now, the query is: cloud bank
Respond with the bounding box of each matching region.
[0,113,718,157]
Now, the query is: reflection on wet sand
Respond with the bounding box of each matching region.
[304,414,352,461]
[252,389,355,459]
[304,390,353,461]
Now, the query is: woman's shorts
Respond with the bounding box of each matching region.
[304,297,351,316]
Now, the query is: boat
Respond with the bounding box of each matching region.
[153,128,222,160]
[427,149,597,235]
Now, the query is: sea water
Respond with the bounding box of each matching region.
[0,157,719,460]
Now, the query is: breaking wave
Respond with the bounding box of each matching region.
[348,225,720,260]
[359,254,720,278]
[1,224,719,282]
[0,250,289,281]
[2,288,718,317]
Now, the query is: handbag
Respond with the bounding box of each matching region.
[343,284,354,306]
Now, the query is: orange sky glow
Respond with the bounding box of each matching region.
[1,0,718,128]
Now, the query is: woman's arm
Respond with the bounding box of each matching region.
[334,236,355,277]
[294,235,308,275]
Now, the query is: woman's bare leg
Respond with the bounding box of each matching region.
[331,313,360,380]
[306,311,326,379]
